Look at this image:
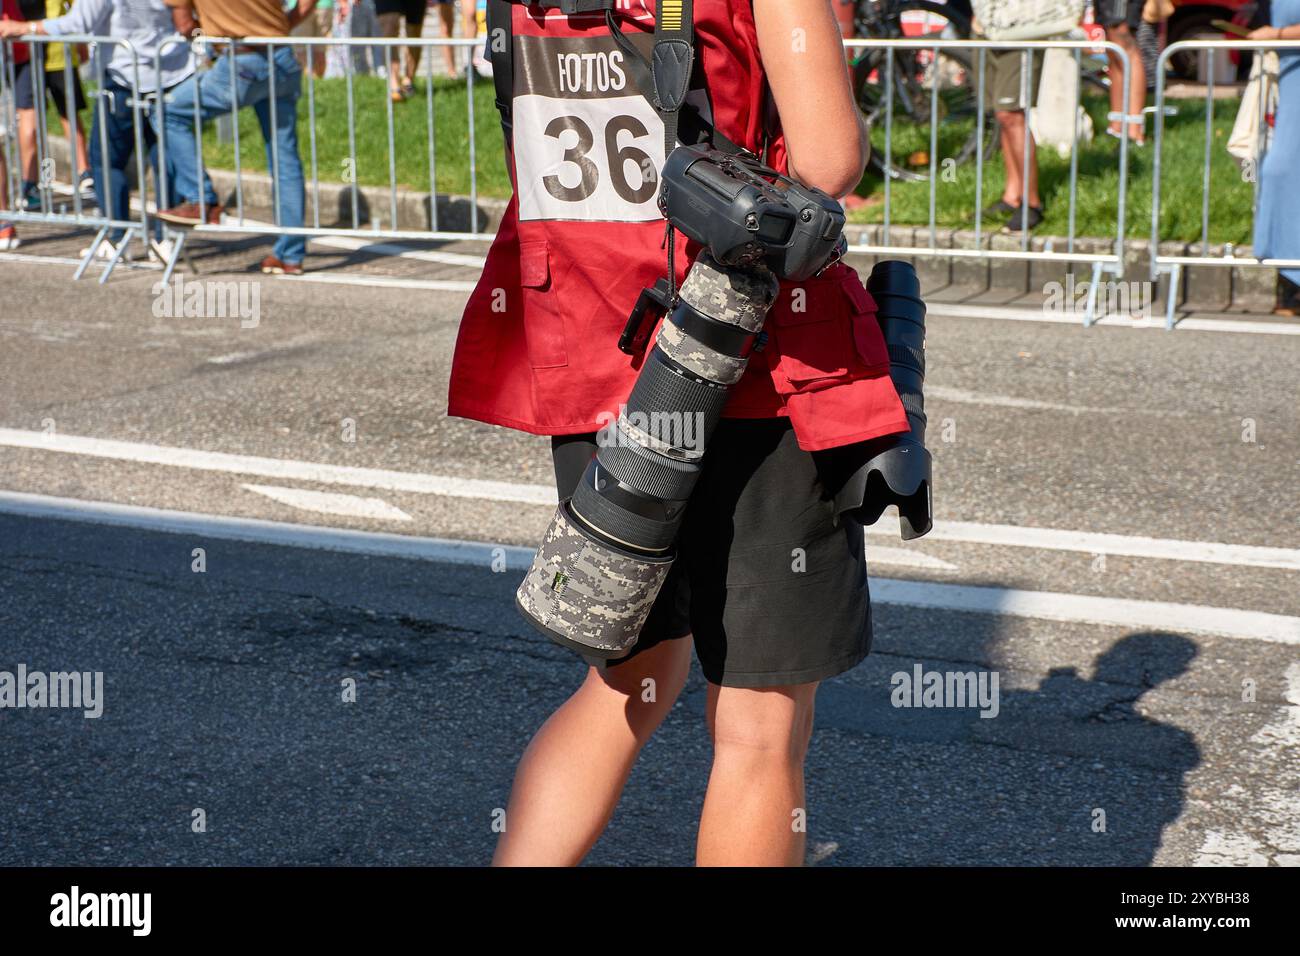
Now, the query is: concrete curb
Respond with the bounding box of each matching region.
[842,223,1276,313]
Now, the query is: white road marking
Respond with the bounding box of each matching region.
[926,385,1176,417]
[0,428,555,505]
[2,247,1298,336]
[1193,831,1271,866]
[867,545,958,571]
[926,301,1300,335]
[306,234,487,269]
[1195,662,1300,866]
[1250,661,1300,749]
[0,251,98,267]
[275,272,477,292]
[241,483,412,522]
[1,490,1298,645]
[0,489,534,567]
[213,214,489,269]
[3,427,1298,569]
[870,578,1300,644]
[866,518,1300,571]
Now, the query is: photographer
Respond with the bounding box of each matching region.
[449,0,909,866]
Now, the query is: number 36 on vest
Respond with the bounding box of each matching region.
[512,33,665,223]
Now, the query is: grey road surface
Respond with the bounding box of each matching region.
[0,226,1297,866]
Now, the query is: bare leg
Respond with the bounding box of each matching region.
[378,11,404,95]
[18,107,37,183]
[437,2,456,75]
[58,115,90,176]
[996,108,1039,208]
[462,0,479,73]
[1105,24,1146,143]
[492,637,692,866]
[697,681,818,867]
[404,13,426,85]
[0,145,13,245]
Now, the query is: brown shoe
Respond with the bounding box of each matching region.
[259,255,303,276]
[158,201,223,226]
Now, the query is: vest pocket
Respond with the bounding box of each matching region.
[767,275,854,392]
[767,272,891,394]
[520,240,568,369]
[843,272,890,371]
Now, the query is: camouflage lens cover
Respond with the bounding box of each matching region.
[517,501,676,657]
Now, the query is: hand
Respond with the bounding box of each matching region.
[287,0,314,30]
[0,19,37,38]
[1247,25,1282,40]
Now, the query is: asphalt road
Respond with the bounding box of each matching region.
[0,224,1297,866]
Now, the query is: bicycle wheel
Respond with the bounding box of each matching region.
[852,1,994,182]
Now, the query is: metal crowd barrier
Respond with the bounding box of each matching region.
[151,34,490,283]
[843,37,1133,325]
[1,34,156,281]
[1150,39,1300,329]
[17,31,1292,334]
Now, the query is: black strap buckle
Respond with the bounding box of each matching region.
[618,277,675,355]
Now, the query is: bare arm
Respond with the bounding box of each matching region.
[166,0,198,38]
[1248,22,1300,39]
[288,0,315,30]
[753,0,868,198]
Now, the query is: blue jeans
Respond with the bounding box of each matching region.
[163,46,306,264]
[91,76,176,243]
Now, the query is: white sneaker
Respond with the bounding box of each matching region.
[0,226,19,251]
[149,237,176,263]
[78,239,132,261]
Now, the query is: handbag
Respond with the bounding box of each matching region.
[1227,51,1279,170]
[970,0,1084,41]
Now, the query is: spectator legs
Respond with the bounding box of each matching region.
[1105,25,1146,144]
[252,68,306,265]
[996,109,1039,210]
[160,70,225,207]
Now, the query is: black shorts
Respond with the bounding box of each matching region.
[1096,0,1142,31]
[374,0,427,25]
[550,418,874,689]
[12,60,87,116]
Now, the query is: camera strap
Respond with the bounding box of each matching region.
[486,0,744,157]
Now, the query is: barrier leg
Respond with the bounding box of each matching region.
[1164,264,1181,331]
[1083,261,1103,327]
[160,229,187,286]
[98,225,138,285]
[73,225,111,281]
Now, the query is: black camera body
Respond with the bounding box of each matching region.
[658,144,847,283]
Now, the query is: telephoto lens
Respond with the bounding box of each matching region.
[836,259,933,539]
[516,253,779,657]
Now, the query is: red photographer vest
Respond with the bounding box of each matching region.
[446,0,908,452]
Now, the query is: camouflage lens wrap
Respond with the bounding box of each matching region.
[655,320,748,386]
[516,501,675,658]
[678,252,779,334]
[658,252,779,385]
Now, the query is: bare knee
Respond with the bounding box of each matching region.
[708,683,818,763]
[580,637,691,741]
[996,109,1024,132]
